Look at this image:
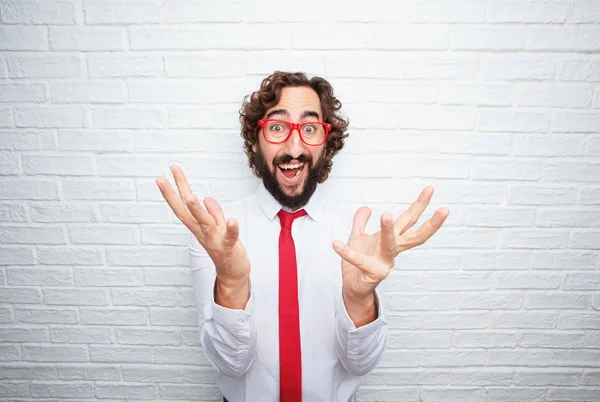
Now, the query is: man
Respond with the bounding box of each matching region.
[156,71,449,401]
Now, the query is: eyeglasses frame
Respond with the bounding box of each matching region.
[257,119,332,146]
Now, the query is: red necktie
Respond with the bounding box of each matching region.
[277,209,307,402]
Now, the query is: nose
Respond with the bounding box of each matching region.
[283,127,304,159]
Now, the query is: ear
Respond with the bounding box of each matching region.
[252,143,257,153]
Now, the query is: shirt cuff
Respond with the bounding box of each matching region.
[338,285,386,336]
[210,280,254,328]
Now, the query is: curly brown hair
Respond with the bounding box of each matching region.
[239,71,349,183]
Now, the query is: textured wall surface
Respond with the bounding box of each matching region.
[1,0,600,401]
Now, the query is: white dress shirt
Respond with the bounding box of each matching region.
[188,183,388,402]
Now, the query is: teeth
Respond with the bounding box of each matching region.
[279,162,304,170]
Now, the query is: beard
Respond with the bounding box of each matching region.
[254,145,326,210]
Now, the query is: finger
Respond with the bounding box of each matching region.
[204,197,226,228]
[224,218,239,247]
[184,193,216,230]
[156,177,200,231]
[333,240,371,272]
[398,207,450,251]
[171,165,193,201]
[351,206,372,236]
[380,212,396,259]
[395,186,434,233]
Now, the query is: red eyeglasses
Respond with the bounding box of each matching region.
[258,119,332,146]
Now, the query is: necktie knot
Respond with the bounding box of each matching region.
[277,209,307,230]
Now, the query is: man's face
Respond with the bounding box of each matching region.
[252,86,327,210]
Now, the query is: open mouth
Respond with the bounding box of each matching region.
[277,162,306,185]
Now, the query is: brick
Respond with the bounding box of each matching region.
[517,83,592,108]
[149,308,197,326]
[509,185,577,205]
[438,133,510,155]
[0,287,41,303]
[363,368,448,386]
[397,107,474,130]
[0,365,57,380]
[43,288,108,305]
[520,332,586,348]
[106,247,176,266]
[85,1,161,24]
[0,247,35,264]
[560,59,600,81]
[15,106,87,128]
[458,293,522,310]
[551,350,600,366]
[582,371,600,385]
[0,0,77,24]
[421,313,488,329]
[451,26,526,50]
[133,131,206,153]
[0,84,47,103]
[570,231,600,249]
[0,307,12,323]
[49,27,126,51]
[90,345,152,363]
[494,273,562,290]
[111,288,178,307]
[485,388,546,401]
[394,251,461,271]
[439,84,513,106]
[62,179,135,200]
[57,365,120,380]
[487,349,552,366]
[169,106,239,129]
[524,293,591,309]
[366,25,449,50]
[0,345,19,361]
[165,0,242,22]
[357,387,421,401]
[0,151,20,174]
[559,313,600,329]
[587,136,600,156]
[181,329,201,345]
[451,368,513,385]
[15,307,78,324]
[92,106,167,129]
[419,273,492,291]
[122,365,186,383]
[129,78,251,105]
[186,366,216,383]
[465,207,535,227]
[553,112,600,133]
[562,272,600,290]
[0,26,47,51]
[481,55,556,81]
[74,267,143,287]
[454,331,518,348]
[7,267,72,286]
[543,162,600,182]
[144,269,193,287]
[23,155,94,176]
[477,109,549,132]
[547,389,600,401]
[580,186,600,205]
[51,81,126,104]
[80,308,148,325]
[160,384,221,400]
[533,251,598,269]
[387,294,457,311]
[537,209,600,228]
[51,327,112,343]
[166,55,244,78]
[502,230,570,249]
[129,25,289,50]
[461,251,530,271]
[97,155,169,177]
[0,327,49,342]
[88,54,164,78]
[568,0,600,23]
[95,384,157,400]
[491,312,558,329]
[116,328,180,345]
[422,350,485,367]
[7,54,84,78]
[514,135,586,157]
[0,382,30,397]
[31,383,94,398]
[153,347,210,365]
[37,247,103,265]
[0,107,14,127]
[514,369,581,386]
[0,130,55,151]
[491,0,568,22]
[22,345,88,362]
[69,224,138,245]
[529,26,600,51]
[30,202,95,223]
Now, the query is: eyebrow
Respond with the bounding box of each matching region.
[265,109,321,120]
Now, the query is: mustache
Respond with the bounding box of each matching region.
[273,153,312,165]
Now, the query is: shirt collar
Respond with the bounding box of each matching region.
[256,182,326,223]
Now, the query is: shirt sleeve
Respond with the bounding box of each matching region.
[188,234,258,377]
[334,285,389,376]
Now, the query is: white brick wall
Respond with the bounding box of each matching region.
[0,0,599,401]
